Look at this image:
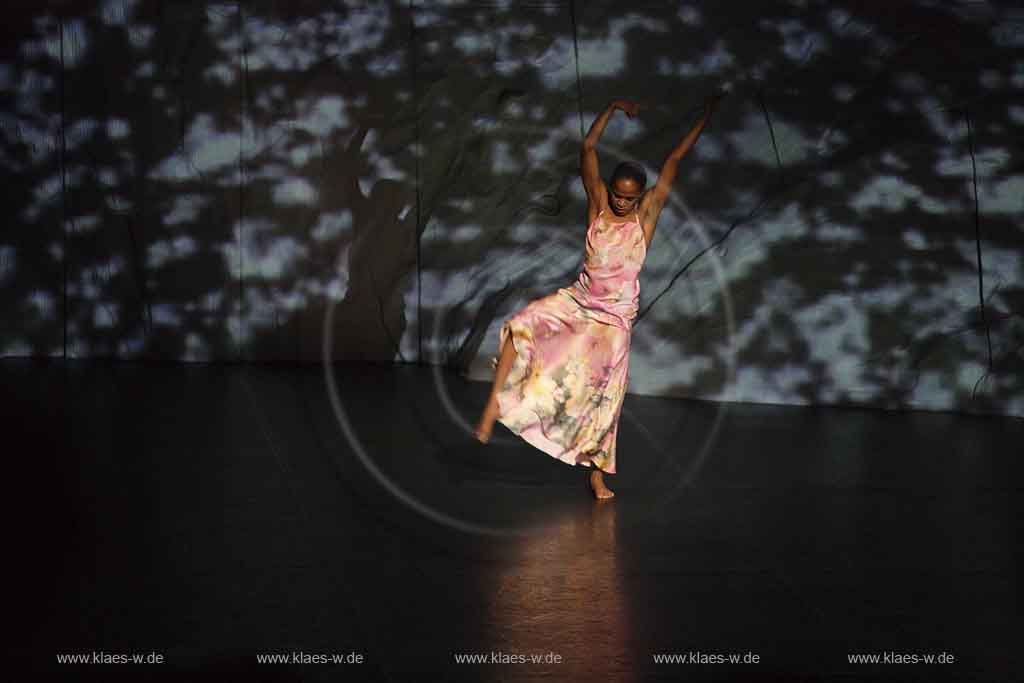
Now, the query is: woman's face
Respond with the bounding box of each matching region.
[608,177,642,216]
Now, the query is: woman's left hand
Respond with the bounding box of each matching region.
[705,89,726,113]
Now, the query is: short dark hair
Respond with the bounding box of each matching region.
[610,161,647,190]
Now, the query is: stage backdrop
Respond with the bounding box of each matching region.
[3,1,1022,417]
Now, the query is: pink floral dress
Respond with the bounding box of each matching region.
[492,208,647,474]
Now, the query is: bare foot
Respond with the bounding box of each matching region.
[589,469,615,499]
[473,423,492,444]
[474,396,498,444]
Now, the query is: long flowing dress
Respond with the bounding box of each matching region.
[492,208,647,474]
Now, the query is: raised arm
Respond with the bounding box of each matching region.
[581,100,641,215]
[642,91,724,231]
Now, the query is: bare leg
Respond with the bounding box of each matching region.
[589,468,615,499]
[474,335,517,443]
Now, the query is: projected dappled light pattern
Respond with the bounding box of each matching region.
[1,1,1022,416]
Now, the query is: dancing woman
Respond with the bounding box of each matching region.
[474,92,723,499]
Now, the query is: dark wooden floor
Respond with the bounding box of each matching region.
[5,359,1020,681]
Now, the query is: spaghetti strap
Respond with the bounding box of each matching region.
[596,207,640,223]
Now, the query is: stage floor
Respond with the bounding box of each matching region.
[5,360,1020,681]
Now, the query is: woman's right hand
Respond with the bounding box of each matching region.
[613,100,642,118]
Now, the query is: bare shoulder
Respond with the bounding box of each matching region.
[638,190,660,226]
[586,182,609,225]
[638,190,658,247]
